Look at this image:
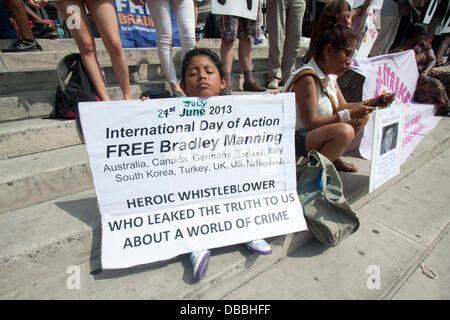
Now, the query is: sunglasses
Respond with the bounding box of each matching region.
[336,47,355,59]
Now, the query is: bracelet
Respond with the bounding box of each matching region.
[338,109,351,123]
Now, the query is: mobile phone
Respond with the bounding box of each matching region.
[373,93,395,108]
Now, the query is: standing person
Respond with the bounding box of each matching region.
[369,0,401,57]
[1,0,41,52]
[29,0,132,101]
[132,0,196,97]
[282,24,394,172]
[219,0,266,94]
[265,0,306,89]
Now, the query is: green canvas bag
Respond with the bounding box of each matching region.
[296,150,360,247]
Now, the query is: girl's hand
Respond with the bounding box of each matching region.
[348,104,376,119]
[29,0,48,7]
[364,93,395,109]
[130,0,145,5]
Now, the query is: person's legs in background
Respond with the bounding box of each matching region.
[24,3,55,38]
[54,0,110,100]
[171,0,196,62]
[86,0,131,100]
[147,0,187,97]
[280,0,305,85]
[2,0,41,52]
[238,12,266,92]
[266,0,284,89]
[239,36,265,91]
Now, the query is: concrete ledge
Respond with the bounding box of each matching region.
[0,54,288,96]
[0,70,272,122]
[0,118,448,299]
[0,82,166,122]
[0,145,91,214]
[0,37,307,73]
[0,118,82,160]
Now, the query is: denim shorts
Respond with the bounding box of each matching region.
[295,129,309,158]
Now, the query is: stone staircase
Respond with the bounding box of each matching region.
[0,37,449,299]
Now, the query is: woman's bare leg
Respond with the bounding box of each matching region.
[305,123,355,163]
[55,0,110,101]
[85,0,131,100]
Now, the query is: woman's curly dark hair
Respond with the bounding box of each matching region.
[309,0,357,59]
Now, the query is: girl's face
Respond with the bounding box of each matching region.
[181,54,226,98]
[329,39,357,74]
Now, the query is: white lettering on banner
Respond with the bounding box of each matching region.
[115,0,149,14]
[78,94,307,269]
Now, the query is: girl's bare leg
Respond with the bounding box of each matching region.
[85,0,132,100]
[55,0,109,101]
[306,123,355,163]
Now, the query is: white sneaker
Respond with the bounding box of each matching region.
[190,250,210,281]
[267,79,279,89]
[245,239,272,255]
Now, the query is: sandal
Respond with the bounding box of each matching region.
[243,81,266,92]
[333,158,358,173]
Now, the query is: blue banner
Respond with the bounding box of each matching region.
[113,0,180,48]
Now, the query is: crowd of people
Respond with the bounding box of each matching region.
[0,0,448,280]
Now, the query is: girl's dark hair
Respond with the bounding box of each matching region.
[312,23,358,59]
[311,0,351,41]
[405,23,428,41]
[181,48,224,83]
[308,0,357,60]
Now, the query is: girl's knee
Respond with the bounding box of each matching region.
[336,123,355,143]
[78,42,96,57]
[103,37,124,57]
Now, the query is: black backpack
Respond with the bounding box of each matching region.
[51,53,100,119]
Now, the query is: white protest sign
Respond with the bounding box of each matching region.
[354,7,379,60]
[401,101,441,163]
[369,105,404,192]
[79,93,307,269]
[351,50,418,160]
[211,0,259,21]
[442,12,450,34]
[422,0,439,25]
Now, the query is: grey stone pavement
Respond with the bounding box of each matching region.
[221,147,450,300]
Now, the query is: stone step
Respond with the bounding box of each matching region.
[0,41,275,71]
[0,82,166,122]
[0,117,448,299]
[0,70,272,122]
[0,144,91,215]
[0,53,290,97]
[0,186,311,299]
[0,117,81,160]
[0,38,226,52]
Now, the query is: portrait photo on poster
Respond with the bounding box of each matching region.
[380,122,398,155]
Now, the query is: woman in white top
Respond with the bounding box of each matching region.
[283,24,394,172]
[132,0,196,97]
